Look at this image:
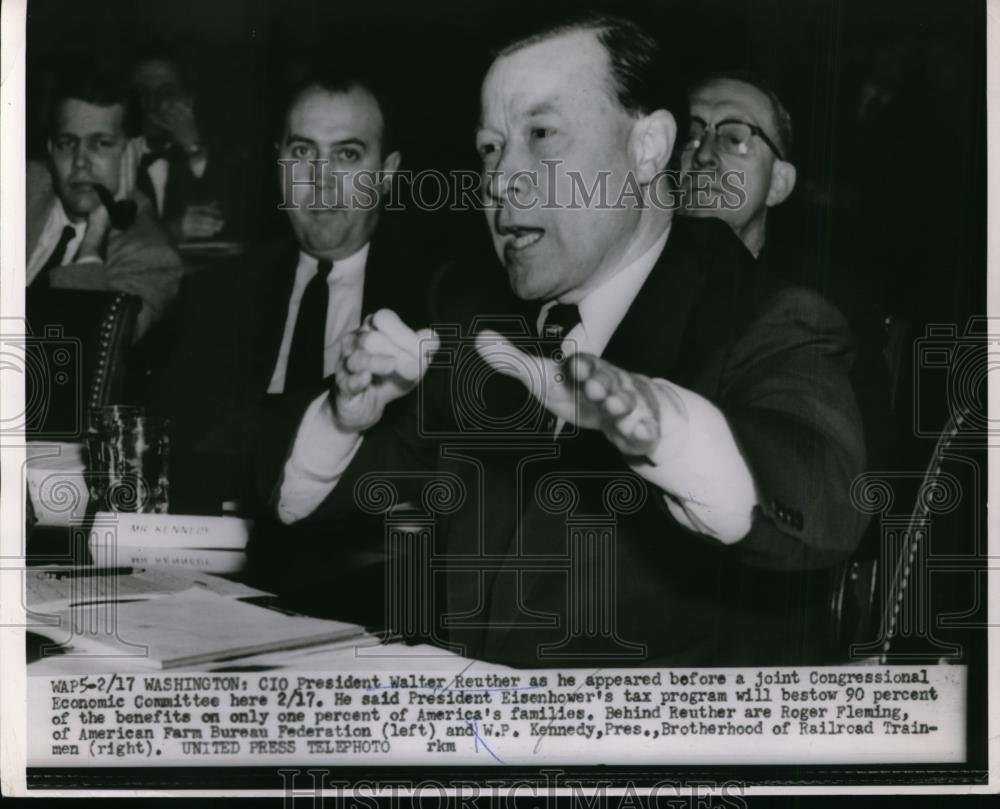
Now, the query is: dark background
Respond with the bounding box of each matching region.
[25,0,987,332]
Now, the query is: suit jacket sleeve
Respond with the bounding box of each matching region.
[47,208,183,338]
[708,286,869,571]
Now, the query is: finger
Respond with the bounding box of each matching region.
[567,352,597,385]
[339,370,372,395]
[393,329,439,381]
[356,329,399,356]
[475,329,552,396]
[350,332,420,377]
[344,349,374,374]
[369,309,422,356]
[602,384,637,417]
[365,354,398,376]
[346,349,403,378]
[582,364,619,403]
[415,328,440,362]
[611,397,660,454]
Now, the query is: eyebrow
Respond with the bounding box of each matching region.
[475,100,563,132]
[285,135,368,150]
[526,102,561,117]
[52,130,121,141]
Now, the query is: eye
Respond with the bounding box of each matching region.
[290,144,315,160]
[336,147,361,162]
[54,136,76,152]
[96,138,117,151]
[530,127,555,140]
[476,140,500,159]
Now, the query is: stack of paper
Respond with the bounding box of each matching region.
[88,512,252,574]
[27,567,364,669]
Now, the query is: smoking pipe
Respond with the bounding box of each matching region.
[94,184,137,230]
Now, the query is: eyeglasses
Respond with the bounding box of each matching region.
[681,116,784,161]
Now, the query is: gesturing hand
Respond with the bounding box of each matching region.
[333,309,439,432]
[476,329,681,457]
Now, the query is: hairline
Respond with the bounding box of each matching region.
[689,74,793,159]
[494,23,637,118]
[283,82,389,156]
[51,97,127,132]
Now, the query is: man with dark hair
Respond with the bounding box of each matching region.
[149,68,429,514]
[27,64,182,338]
[678,71,797,257]
[277,14,868,666]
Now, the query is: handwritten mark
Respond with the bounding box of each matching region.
[468,720,504,764]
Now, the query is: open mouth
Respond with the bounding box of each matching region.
[503,227,545,252]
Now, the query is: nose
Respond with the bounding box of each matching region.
[317,163,341,206]
[71,141,92,170]
[691,132,719,169]
[485,145,533,207]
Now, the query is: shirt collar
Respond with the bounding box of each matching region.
[542,224,671,357]
[297,242,371,285]
[52,197,85,236]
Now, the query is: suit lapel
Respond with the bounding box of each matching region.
[602,219,709,381]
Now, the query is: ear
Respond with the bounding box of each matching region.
[381,150,402,188]
[628,110,676,184]
[765,159,797,208]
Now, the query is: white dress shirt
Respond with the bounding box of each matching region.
[278,227,758,543]
[137,136,208,216]
[267,244,370,394]
[26,199,96,284]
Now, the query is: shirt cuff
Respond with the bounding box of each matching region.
[74,255,103,265]
[630,379,757,544]
[276,392,363,524]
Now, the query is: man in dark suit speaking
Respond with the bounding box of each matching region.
[276,15,869,666]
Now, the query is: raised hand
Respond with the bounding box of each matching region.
[77,200,111,261]
[476,329,679,457]
[333,308,439,432]
[151,99,201,152]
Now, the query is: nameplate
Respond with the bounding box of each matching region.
[89,544,246,574]
[91,512,252,550]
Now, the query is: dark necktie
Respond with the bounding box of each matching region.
[284,259,335,392]
[32,225,76,287]
[537,302,581,434]
[137,149,169,215]
[539,303,582,349]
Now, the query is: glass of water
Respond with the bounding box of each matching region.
[87,406,170,513]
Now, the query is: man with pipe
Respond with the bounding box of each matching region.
[26,63,182,339]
